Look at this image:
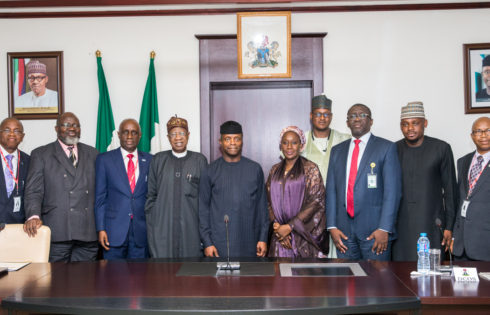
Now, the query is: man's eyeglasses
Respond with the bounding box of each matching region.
[0,128,23,135]
[27,76,47,82]
[121,130,139,137]
[347,113,370,121]
[313,112,331,119]
[58,123,80,129]
[483,70,490,75]
[472,129,490,136]
[169,131,187,138]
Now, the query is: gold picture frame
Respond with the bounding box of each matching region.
[237,11,291,79]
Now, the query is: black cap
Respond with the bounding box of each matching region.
[483,55,490,67]
[220,121,242,134]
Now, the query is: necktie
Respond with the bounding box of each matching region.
[468,155,484,196]
[4,154,14,197]
[127,154,136,193]
[67,146,77,167]
[347,139,361,218]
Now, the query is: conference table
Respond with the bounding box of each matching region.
[0,258,488,314]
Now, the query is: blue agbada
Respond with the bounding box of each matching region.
[199,156,269,257]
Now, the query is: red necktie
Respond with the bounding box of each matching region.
[127,154,135,193]
[347,139,361,218]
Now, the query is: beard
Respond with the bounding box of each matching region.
[62,136,80,145]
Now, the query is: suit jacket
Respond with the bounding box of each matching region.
[326,135,402,240]
[24,141,98,243]
[0,150,30,223]
[95,148,152,247]
[453,152,490,261]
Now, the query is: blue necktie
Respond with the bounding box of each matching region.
[4,154,14,197]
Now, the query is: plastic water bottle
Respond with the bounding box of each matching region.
[417,233,430,274]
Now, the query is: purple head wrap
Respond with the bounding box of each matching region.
[279,126,306,152]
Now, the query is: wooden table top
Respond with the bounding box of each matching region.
[0,258,422,314]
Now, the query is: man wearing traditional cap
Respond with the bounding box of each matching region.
[302,94,350,258]
[199,121,269,258]
[95,119,152,260]
[476,55,490,101]
[16,60,58,108]
[145,116,207,258]
[392,102,457,261]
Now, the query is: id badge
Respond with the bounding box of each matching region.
[13,196,21,213]
[461,200,470,218]
[367,174,377,188]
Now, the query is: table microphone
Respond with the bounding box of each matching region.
[216,214,240,271]
[435,218,453,272]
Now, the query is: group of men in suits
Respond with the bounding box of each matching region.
[1,100,489,262]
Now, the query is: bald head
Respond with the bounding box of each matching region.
[471,116,490,154]
[0,117,23,132]
[0,117,25,153]
[118,118,141,152]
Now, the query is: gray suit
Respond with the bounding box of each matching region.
[453,152,490,261]
[25,141,98,260]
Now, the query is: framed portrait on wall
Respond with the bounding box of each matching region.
[7,51,64,120]
[463,43,490,114]
[237,11,291,79]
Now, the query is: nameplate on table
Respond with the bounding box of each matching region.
[453,267,479,282]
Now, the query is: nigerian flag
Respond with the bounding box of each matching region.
[95,51,118,152]
[138,52,162,154]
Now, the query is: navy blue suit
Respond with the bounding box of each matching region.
[0,150,29,224]
[326,135,402,260]
[95,148,152,259]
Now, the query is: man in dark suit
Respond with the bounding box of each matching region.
[0,118,30,224]
[326,104,402,260]
[453,116,490,261]
[24,112,99,262]
[95,119,152,260]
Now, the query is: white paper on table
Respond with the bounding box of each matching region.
[0,262,30,271]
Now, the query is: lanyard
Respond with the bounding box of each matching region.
[0,150,20,194]
[467,159,489,198]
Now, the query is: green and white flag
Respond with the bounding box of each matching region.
[138,52,162,154]
[95,52,118,153]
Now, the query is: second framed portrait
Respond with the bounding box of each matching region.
[7,51,64,120]
[463,43,490,114]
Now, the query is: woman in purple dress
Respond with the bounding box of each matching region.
[266,126,327,258]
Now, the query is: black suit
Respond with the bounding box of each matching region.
[25,141,98,262]
[0,150,30,223]
[453,152,490,261]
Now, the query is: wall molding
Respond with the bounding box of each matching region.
[0,1,489,18]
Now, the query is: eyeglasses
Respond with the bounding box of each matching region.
[58,123,80,129]
[0,128,23,135]
[313,112,331,119]
[347,113,370,121]
[483,70,490,75]
[472,128,490,136]
[169,131,187,138]
[121,130,139,137]
[27,76,47,82]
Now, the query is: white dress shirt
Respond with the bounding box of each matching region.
[121,147,139,184]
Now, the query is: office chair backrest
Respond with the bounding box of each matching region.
[0,224,51,263]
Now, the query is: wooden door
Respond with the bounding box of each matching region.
[198,34,326,175]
